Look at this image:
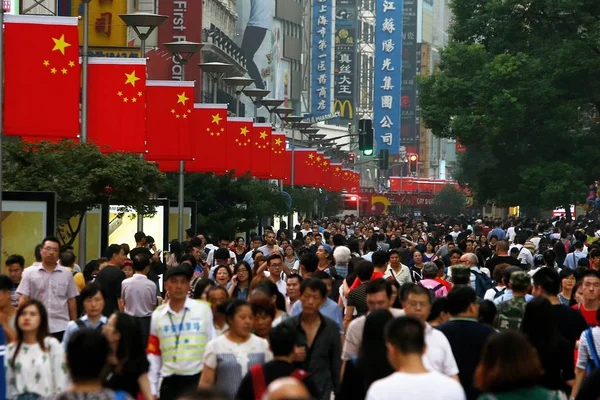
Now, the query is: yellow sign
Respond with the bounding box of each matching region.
[72,0,128,47]
[334,99,354,119]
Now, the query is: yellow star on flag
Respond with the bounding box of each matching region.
[259,131,268,140]
[335,167,340,171]
[68,61,75,68]
[171,109,176,114]
[61,68,67,74]
[43,60,50,67]
[316,156,322,162]
[125,70,140,87]
[52,34,71,55]
[183,114,187,119]
[212,113,223,125]
[177,91,189,105]
[308,154,314,159]
[240,126,249,136]
[274,138,282,146]
[132,97,137,103]
[323,161,328,166]
[123,97,129,103]
[117,91,123,97]
[138,92,143,97]
[50,67,57,74]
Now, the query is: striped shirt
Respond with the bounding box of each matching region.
[147,298,216,396]
[577,326,600,370]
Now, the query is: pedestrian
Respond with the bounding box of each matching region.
[573,269,600,326]
[365,316,465,400]
[147,265,216,400]
[199,299,272,398]
[206,286,229,336]
[6,299,68,399]
[250,297,276,339]
[5,255,24,308]
[16,237,79,341]
[474,331,564,400]
[227,261,252,300]
[0,275,17,342]
[61,282,107,351]
[495,271,530,331]
[94,244,127,317]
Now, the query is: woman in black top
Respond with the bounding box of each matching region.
[521,297,574,395]
[103,312,151,399]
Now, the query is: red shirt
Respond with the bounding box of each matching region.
[349,271,385,290]
[572,304,599,326]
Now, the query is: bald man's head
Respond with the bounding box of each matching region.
[263,377,310,400]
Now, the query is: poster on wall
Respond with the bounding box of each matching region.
[109,200,169,254]
[235,0,289,118]
[333,0,358,123]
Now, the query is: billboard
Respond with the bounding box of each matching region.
[3,0,19,14]
[333,0,357,122]
[310,0,334,117]
[71,0,127,47]
[149,0,203,101]
[400,0,419,155]
[374,0,404,155]
[235,1,290,118]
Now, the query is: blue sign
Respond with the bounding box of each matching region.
[311,0,334,116]
[374,0,404,155]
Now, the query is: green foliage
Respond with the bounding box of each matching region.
[159,173,290,239]
[432,185,467,215]
[3,139,165,244]
[419,0,600,210]
[285,186,343,218]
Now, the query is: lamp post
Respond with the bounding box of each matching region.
[222,76,254,116]
[120,12,167,232]
[260,99,284,124]
[198,62,233,104]
[119,13,167,58]
[243,88,270,121]
[163,41,202,242]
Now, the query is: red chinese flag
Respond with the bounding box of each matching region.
[250,123,273,179]
[156,161,180,173]
[88,58,146,153]
[350,172,361,193]
[145,81,194,161]
[294,149,320,186]
[187,104,228,173]
[341,169,352,191]
[390,176,401,191]
[313,152,327,188]
[4,15,80,138]
[226,117,253,176]
[321,157,333,190]
[270,133,287,179]
[330,163,343,192]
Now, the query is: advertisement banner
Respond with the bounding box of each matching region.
[71,0,127,47]
[333,0,357,122]
[150,0,203,101]
[374,0,404,155]
[400,0,418,155]
[311,0,334,116]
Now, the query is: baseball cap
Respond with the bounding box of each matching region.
[510,271,531,289]
[320,244,333,254]
[165,265,193,281]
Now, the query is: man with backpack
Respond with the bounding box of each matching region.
[495,271,530,331]
[572,308,600,399]
[236,324,319,400]
[417,263,448,299]
[459,253,494,299]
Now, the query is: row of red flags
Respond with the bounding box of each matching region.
[2,15,361,192]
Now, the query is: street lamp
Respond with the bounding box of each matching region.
[198,62,234,104]
[223,76,254,116]
[243,88,271,120]
[164,41,202,242]
[119,13,167,57]
[261,98,285,124]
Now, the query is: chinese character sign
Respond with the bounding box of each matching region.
[400,0,419,154]
[374,0,404,155]
[311,0,334,116]
[333,0,357,122]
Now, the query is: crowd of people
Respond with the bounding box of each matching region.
[2,214,600,400]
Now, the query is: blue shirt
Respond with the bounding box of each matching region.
[488,227,507,241]
[290,298,344,334]
[62,314,108,351]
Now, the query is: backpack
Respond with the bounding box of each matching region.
[471,270,495,299]
[492,286,506,299]
[585,328,600,374]
[417,281,444,301]
[496,297,526,331]
[249,364,309,399]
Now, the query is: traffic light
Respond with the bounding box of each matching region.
[379,149,389,170]
[358,119,374,156]
[409,154,418,175]
[348,153,356,163]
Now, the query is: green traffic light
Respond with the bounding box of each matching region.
[363,149,374,156]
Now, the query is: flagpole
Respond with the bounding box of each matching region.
[79,0,91,264]
[0,9,5,260]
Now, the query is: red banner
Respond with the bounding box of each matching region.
[226,117,253,176]
[389,176,401,192]
[4,15,80,138]
[294,149,320,187]
[330,163,343,192]
[156,161,180,173]
[145,81,194,161]
[187,104,228,173]
[88,58,146,153]
[250,123,272,179]
[283,150,293,185]
[270,133,287,180]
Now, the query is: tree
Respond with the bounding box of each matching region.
[284,187,343,218]
[159,172,290,239]
[419,0,600,213]
[3,140,165,245]
[432,185,467,216]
